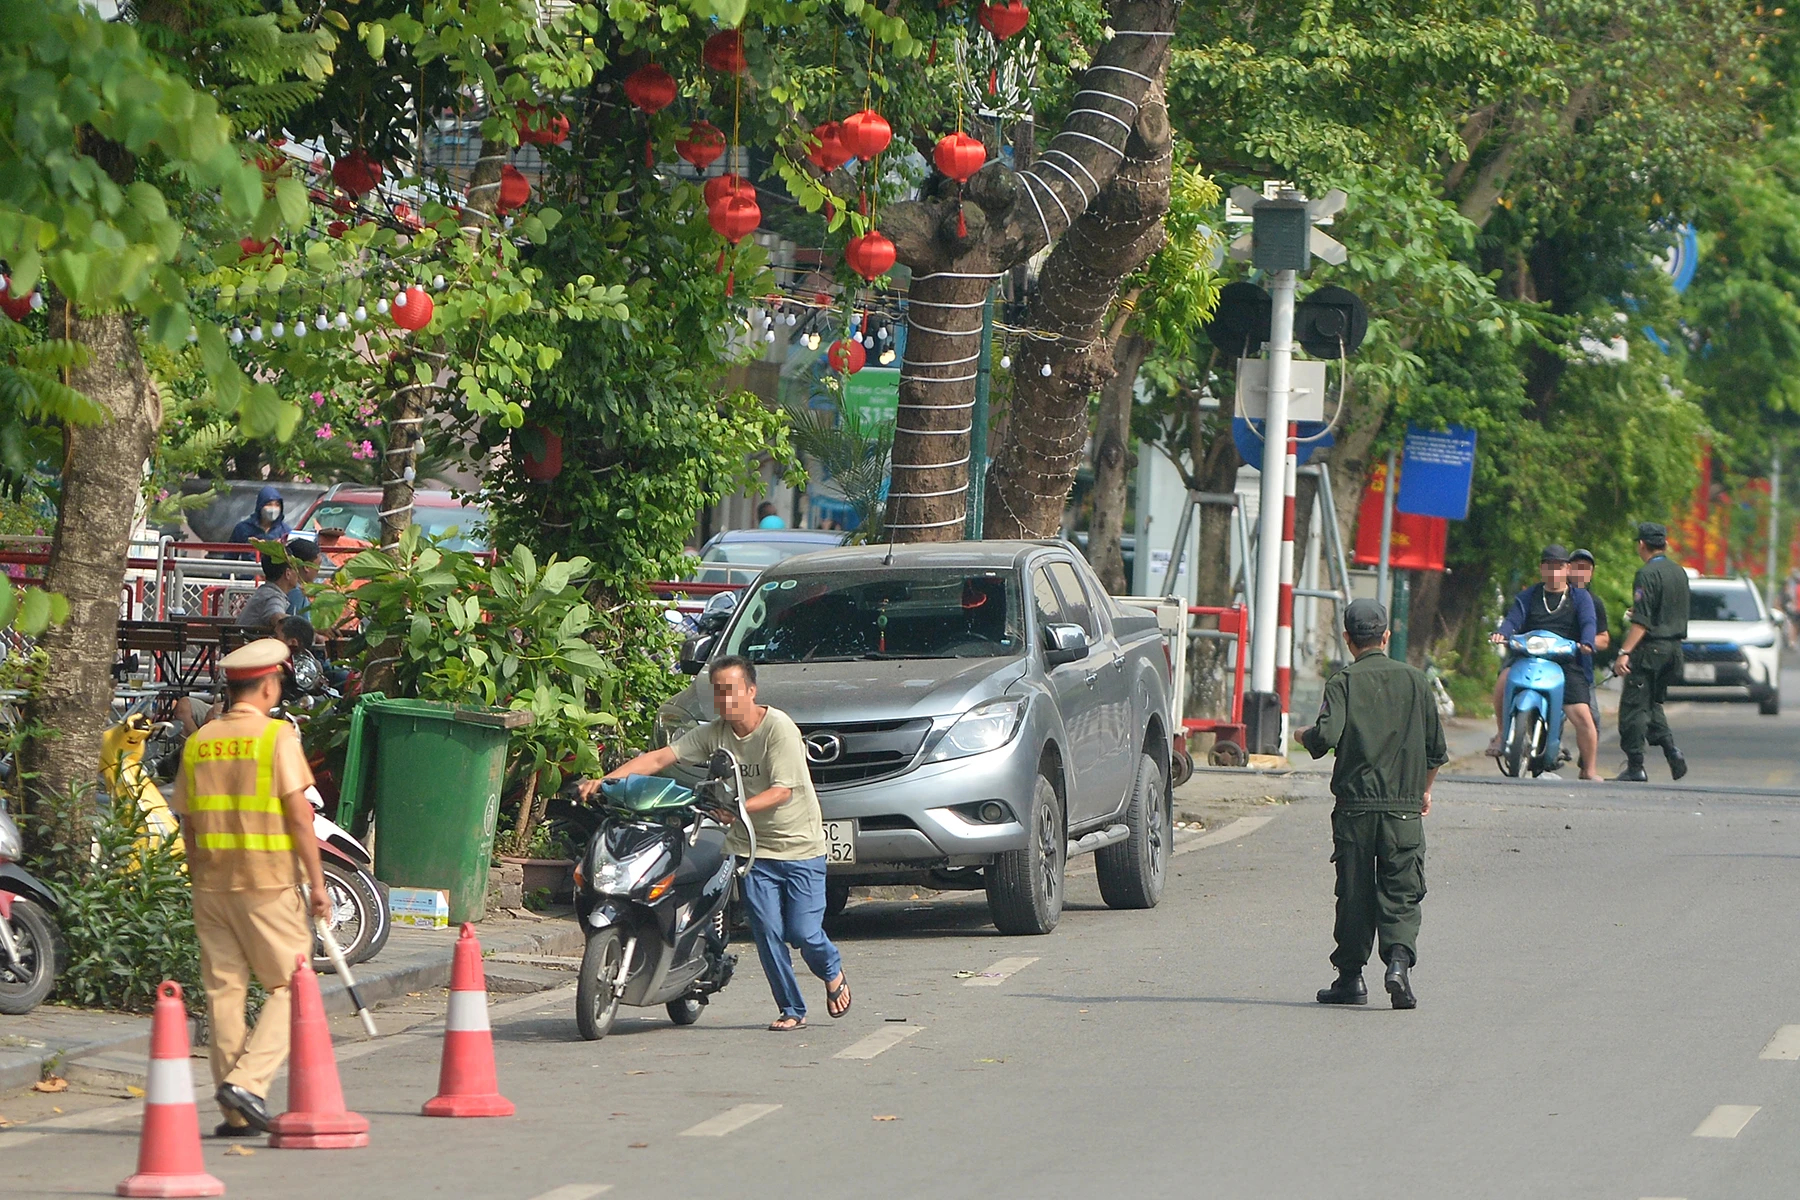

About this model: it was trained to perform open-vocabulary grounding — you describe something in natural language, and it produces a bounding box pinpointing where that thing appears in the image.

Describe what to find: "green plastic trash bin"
[347,696,532,925]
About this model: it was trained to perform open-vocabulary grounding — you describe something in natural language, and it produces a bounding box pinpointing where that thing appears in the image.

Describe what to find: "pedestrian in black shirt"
[1614,523,1691,781]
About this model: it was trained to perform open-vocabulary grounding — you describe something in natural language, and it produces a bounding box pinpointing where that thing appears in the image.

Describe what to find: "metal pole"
[1251,268,1297,695]
[1159,492,1198,598]
[1768,445,1782,608]
[1376,448,1397,610]
[965,288,995,539]
[1276,422,1298,716]
[1315,463,1352,605]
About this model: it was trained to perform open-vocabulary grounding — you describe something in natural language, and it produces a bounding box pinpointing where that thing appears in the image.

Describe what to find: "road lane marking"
[680,1103,782,1137]
[1759,1026,1800,1059]
[835,1025,923,1060]
[1692,1105,1760,1138]
[964,956,1039,987]
[1172,815,1274,857]
[525,1188,612,1200]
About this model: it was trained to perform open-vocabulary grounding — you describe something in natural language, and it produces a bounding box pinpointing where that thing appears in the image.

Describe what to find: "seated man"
[1486,544,1599,779]
[238,553,299,634]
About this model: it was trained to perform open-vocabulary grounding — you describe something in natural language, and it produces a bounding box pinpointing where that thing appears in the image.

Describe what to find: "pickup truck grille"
[797,718,933,788]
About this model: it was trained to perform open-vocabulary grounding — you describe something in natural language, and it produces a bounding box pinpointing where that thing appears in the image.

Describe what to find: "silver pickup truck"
[659,541,1175,935]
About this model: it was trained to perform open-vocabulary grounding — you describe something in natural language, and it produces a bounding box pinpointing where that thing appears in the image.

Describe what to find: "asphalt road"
[8,669,1798,1199]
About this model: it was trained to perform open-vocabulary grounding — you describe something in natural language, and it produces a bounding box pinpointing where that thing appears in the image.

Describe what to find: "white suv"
[1677,576,1782,715]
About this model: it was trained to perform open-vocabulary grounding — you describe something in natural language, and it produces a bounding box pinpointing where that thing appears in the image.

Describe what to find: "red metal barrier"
[1181,603,1249,764]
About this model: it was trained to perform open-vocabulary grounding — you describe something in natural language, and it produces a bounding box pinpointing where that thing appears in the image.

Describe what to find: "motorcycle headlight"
[588,841,664,894]
[0,811,19,863]
[926,698,1027,764]
[1524,635,1553,656]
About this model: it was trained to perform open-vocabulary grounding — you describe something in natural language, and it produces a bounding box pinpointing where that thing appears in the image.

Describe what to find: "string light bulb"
[432,274,445,290]
[394,290,408,308]
[272,320,286,337]
[1000,354,1011,369]
[335,310,350,330]
[250,325,264,342]
[229,327,244,345]
[376,298,390,315]
[1039,362,1052,376]
[315,311,329,330]
[354,305,367,322]
[294,320,307,339]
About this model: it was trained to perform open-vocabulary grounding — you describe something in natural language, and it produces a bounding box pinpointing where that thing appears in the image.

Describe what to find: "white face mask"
[260,504,281,522]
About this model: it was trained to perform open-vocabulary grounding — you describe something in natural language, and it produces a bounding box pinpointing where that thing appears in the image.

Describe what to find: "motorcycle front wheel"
[576,928,625,1041]
[312,860,391,971]
[0,897,61,1014]
[1505,709,1541,780]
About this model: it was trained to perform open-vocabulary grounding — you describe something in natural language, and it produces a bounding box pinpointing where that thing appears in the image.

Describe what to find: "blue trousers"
[739,856,841,1019]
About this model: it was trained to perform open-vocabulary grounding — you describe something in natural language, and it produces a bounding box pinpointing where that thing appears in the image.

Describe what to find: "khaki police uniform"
[169,641,315,1120]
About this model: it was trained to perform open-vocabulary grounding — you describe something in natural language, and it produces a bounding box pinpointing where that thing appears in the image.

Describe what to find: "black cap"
[1343,598,1388,643]
[1569,548,1595,565]
[1636,521,1667,547]
[1540,544,1571,563]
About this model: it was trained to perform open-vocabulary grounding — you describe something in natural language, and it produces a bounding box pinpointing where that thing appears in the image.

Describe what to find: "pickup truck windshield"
[723,569,1024,662]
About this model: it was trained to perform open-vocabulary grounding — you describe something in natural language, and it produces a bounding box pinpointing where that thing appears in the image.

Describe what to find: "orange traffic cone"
[268,955,370,1148]
[422,924,514,1117]
[117,981,224,1198]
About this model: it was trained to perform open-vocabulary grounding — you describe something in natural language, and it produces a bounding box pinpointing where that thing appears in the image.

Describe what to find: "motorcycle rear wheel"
[577,929,625,1041]
[312,860,390,971]
[1505,710,1541,780]
[0,897,61,1014]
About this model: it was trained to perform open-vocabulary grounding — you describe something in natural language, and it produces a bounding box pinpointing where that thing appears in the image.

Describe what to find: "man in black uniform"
[1615,522,1691,782]
[1298,599,1447,1010]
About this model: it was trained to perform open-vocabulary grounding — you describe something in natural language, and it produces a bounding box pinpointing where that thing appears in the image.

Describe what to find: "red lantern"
[703,30,748,74]
[392,286,434,331]
[675,121,726,170]
[703,173,757,208]
[394,203,421,230]
[516,104,570,146]
[496,164,531,214]
[327,220,349,238]
[331,149,382,198]
[707,194,762,245]
[238,237,284,263]
[828,339,867,374]
[806,122,853,172]
[518,425,563,481]
[844,231,897,281]
[841,110,892,160]
[977,0,1031,39]
[0,282,34,323]
[934,132,987,182]
[623,63,676,114]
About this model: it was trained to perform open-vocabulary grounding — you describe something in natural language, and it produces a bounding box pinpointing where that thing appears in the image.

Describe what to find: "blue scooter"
[1498,632,1582,779]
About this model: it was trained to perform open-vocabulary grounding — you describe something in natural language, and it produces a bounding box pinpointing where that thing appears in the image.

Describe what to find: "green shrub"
[28,785,202,1013]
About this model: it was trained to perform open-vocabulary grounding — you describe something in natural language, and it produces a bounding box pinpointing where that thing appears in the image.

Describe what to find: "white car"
[1675,575,1782,715]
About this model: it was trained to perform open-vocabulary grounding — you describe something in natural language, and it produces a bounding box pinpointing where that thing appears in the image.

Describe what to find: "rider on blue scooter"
[1486,545,1600,779]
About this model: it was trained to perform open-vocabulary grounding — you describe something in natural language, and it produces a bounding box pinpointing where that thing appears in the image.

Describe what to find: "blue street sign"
[1232,418,1334,469]
[1396,423,1477,520]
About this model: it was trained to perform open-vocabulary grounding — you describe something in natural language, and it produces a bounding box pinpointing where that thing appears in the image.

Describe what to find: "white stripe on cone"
[447,990,490,1032]
[145,1056,194,1106]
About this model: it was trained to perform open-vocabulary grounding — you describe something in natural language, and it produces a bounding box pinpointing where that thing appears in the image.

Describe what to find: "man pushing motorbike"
[1486,545,1600,780]
[578,655,851,1031]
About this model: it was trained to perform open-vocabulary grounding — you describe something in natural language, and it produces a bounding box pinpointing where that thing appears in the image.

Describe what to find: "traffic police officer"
[1615,522,1691,782]
[1297,599,1447,1010]
[170,638,329,1136]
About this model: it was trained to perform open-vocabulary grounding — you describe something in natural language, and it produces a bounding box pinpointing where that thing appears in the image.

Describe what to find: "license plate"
[1683,662,1717,684]
[823,819,856,864]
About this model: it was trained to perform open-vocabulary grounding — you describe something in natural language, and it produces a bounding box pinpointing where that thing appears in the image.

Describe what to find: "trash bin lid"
[360,696,533,729]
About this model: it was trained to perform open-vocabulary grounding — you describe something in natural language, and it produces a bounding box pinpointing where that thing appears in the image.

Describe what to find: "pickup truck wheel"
[986,771,1064,935]
[1096,752,1169,910]
[825,883,851,920]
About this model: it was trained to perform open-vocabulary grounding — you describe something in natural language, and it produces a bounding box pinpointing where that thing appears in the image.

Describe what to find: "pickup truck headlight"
[926,698,1026,764]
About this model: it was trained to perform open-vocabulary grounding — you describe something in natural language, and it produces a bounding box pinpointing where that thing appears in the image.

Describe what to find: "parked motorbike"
[1497,631,1582,779]
[0,806,61,1014]
[571,749,750,1041]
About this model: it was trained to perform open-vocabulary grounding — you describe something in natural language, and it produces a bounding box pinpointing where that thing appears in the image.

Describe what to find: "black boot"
[1613,754,1648,783]
[1316,972,1368,1005]
[1385,948,1417,1010]
[215,1083,271,1133]
[1663,744,1688,781]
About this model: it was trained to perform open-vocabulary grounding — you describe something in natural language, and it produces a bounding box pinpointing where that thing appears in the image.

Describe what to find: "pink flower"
[312,391,326,407]
[315,424,334,439]
[352,440,375,460]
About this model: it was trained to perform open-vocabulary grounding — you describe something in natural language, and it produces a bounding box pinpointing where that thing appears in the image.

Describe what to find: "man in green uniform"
[1614,522,1691,782]
[1297,599,1447,1010]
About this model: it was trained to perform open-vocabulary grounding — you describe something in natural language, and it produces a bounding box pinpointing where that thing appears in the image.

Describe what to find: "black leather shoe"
[1385,953,1417,1010]
[1664,745,1688,781]
[1613,757,1648,782]
[215,1083,271,1133]
[1316,973,1367,1005]
[214,1121,260,1139]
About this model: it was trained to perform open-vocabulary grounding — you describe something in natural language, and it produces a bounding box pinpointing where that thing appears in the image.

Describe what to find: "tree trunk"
[984,82,1173,540]
[22,309,161,811]
[880,0,1179,541]
[1088,332,1150,593]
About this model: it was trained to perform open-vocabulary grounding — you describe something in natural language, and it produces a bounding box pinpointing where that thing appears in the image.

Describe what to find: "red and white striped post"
[1275,422,1299,719]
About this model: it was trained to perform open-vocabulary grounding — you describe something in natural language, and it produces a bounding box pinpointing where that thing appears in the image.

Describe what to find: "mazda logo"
[804,732,844,764]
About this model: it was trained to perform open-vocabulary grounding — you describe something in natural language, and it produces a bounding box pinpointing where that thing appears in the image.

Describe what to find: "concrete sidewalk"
[0,909,580,1093]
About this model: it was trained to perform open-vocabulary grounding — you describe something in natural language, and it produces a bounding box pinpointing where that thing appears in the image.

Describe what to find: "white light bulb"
[250,326,264,342]
[999,354,1011,369]
[273,321,285,337]
[28,292,42,311]
[186,327,198,343]
[765,330,776,343]
[785,313,797,326]
[229,327,244,345]
[1039,362,1052,376]
[354,305,367,322]
[880,349,895,364]
[376,298,390,315]
[402,466,416,483]
[294,321,306,339]
[315,312,329,330]
[394,291,408,308]
[432,274,445,290]
[335,310,350,330]
[878,327,890,341]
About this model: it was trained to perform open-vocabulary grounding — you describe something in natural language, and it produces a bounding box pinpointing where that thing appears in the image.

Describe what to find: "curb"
[0,1023,156,1094]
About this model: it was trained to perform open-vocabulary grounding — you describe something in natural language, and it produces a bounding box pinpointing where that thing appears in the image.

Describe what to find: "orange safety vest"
[180,718,299,890]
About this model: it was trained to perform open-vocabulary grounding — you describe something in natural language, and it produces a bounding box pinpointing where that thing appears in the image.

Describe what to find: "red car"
[294,484,490,554]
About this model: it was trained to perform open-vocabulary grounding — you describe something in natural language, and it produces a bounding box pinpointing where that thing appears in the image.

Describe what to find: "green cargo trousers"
[1330,808,1426,974]
[1618,637,1682,755]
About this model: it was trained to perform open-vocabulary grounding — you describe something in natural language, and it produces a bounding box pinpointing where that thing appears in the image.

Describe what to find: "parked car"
[294,485,489,554]
[1677,575,1782,715]
[687,528,847,586]
[661,541,1176,935]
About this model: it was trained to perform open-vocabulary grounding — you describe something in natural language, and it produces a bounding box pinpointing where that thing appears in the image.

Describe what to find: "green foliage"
[26,786,201,1014]
[781,392,892,540]
[312,529,619,793]
[1126,158,1223,361]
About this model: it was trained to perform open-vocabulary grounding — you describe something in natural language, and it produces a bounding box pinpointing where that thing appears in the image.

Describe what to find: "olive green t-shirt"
[671,707,825,860]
